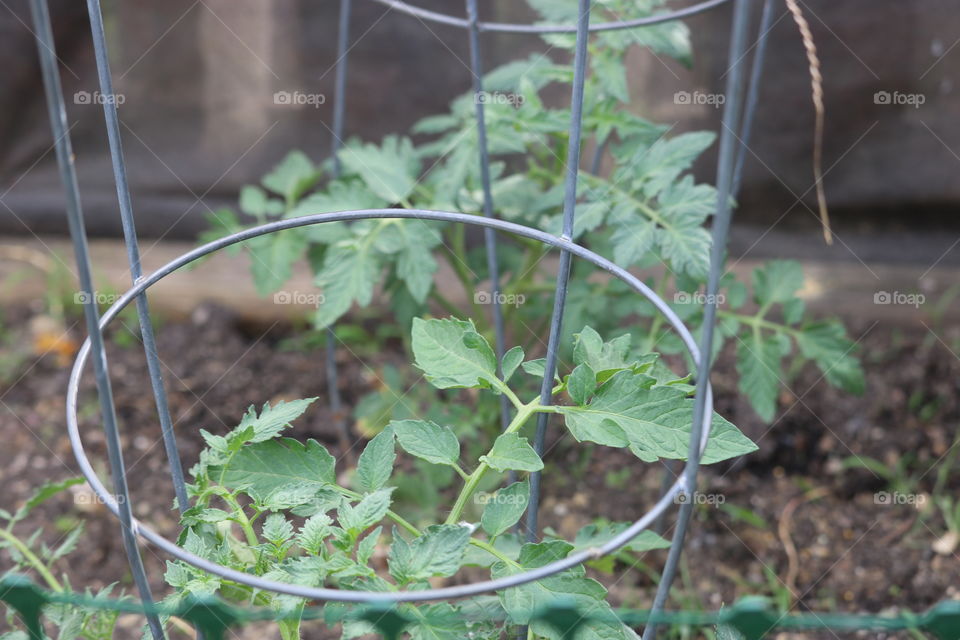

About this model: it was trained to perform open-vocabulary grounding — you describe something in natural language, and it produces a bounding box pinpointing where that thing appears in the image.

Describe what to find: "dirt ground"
[1,300,958,639]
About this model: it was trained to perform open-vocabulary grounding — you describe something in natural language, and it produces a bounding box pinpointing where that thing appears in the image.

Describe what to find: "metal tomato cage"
[27,0,773,637]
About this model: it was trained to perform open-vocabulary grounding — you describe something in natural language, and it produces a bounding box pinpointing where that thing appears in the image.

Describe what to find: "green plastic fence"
[3,574,960,640]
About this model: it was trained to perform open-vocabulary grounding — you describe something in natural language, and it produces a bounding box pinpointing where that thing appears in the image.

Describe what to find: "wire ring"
[369,0,730,33]
[67,208,714,603]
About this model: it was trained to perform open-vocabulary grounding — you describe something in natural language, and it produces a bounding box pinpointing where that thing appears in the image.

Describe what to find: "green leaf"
[480,433,543,472]
[558,371,757,464]
[393,419,461,467]
[568,523,670,554]
[611,216,657,267]
[491,540,607,627]
[388,525,471,584]
[239,185,283,218]
[287,179,387,218]
[481,481,530,538]
[314,241,381,329]
[567,364,596,406]
[262,150,320,203]
[658,224,712,280]
[339,135,420,204]
[735,333,788,422]
[338,489,394,534]
[796,320,866,394]
[356,428,396,493]
[231,398,317,446]
[220,438,336,499]
[572,327,635,383]
[247,230,308,296]
[262,513,294,545]
[752,260,804,306]
[407,603,469,640]
[411,317,499,390]
[501,346,525,383]
[14,477,83,522]
[357,526,382,565]
[297,513,333,555]
[633,131,715,198]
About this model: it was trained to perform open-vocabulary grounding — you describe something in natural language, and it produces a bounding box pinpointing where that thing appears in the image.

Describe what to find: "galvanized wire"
[526,0,592,542]
[26,1,165,637]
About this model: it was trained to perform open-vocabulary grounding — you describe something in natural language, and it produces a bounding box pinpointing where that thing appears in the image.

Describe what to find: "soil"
[1,301,959,639]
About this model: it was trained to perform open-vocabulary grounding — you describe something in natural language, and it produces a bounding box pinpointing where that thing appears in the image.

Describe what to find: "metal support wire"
[642,0,752,636]
[465,0,511,437]
[525,0,592,542]
[84,0,189,516]
[325,0,354,453]
[732,0,775,198]
[26,1,165,638]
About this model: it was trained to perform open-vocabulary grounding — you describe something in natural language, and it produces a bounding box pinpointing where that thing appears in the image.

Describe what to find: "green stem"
[469,539,521,569]
[0,527,63,592]
[445,400,540,525]
[718,310,801,338]
[453,463,471,481]
[223,494,259,547]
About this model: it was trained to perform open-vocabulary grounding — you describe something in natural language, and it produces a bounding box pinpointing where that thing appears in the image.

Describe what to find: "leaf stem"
[718,310,801,337]
[0,527,63,592]
[223,494,260,547]
[469,539,521,569]
[445,399,540,525]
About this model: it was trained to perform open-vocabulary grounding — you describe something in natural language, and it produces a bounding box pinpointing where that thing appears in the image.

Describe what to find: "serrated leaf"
[572,327,634,383]
[481,481,530,538]
[388,524,471,584]
[356,428,396,493]
[357,526,382,565]
[239,185,283,218]
[611,216,657,267]
[558,371,756,464]
[232,398,317,446]
[407,603,469,640]
[314,241,381,329]
[501,346,525,383]
[658,224,711,279]
[752,260,804,306]
[287,179,387,218]
[262,513,294,545]
[568,523,670,554]
[393,419,460,467]
[262,150,320,203]
[219,438,336,499]
[339,489,393,535]
[796,321,866,394]
[339,135,420,204]
[247,230,308,296]
[411,317,499,390]
[735,333,786,422]
[298,513,334,555]
[14,477,83,522]
[480,433,543,472]
[633,132,715,198]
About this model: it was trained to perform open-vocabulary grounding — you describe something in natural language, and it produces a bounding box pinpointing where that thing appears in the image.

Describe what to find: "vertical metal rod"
[465,0,511,437]
[326,0,353,447]
[731,0,774,198]
[525,0,592,542]
[641,0,751,636]
[26,1,165,638]
[84,0,189,516]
